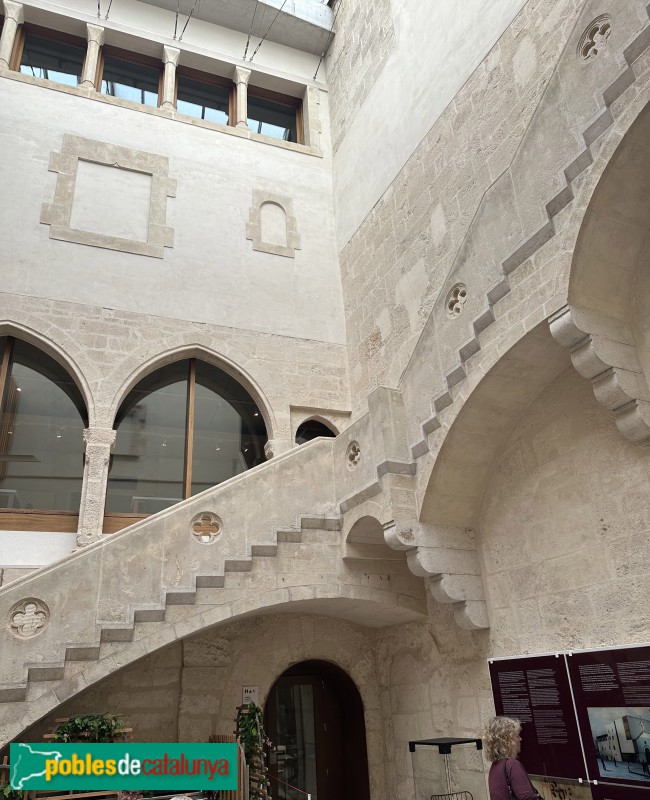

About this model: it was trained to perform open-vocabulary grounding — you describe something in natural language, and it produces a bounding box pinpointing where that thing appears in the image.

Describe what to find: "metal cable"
[243,0,260,60]
[104,0,114,19]
[173,0,181,39]
[178,0,200,41]
[96,0,101,19]
[249,0,289,62]
[313,0,343,80]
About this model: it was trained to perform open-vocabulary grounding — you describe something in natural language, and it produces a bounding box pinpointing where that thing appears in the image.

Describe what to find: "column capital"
[163,44,180,67]
[2,0,23,24]
[86,23,105,47]
[83,427,116,449]
[233,66,251,86]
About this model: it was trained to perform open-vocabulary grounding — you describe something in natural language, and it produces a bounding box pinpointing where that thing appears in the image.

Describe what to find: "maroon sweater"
[488,758,540,800]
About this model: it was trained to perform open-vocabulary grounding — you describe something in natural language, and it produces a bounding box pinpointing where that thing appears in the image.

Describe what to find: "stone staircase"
[0,438,426,747]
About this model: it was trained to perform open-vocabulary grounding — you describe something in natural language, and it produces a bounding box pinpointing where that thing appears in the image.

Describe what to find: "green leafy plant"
[236,704,272,800]
[51,714,124,743]
[1,782,22,800]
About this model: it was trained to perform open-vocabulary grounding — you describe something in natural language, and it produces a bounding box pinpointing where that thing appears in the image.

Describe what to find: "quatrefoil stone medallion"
[191,512,222,544]
[9,598,50,639]
[578,15,612,61]
[446,283,468,318]
[346,441,361,470]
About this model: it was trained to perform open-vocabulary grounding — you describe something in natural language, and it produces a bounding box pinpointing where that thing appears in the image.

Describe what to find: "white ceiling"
[139,0,335,55]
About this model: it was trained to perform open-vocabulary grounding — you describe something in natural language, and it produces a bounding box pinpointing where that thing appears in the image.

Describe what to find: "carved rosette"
[345,441,361,469]
[446,283,468,318]
[577,15,612,61]
[9,598,50,639]
[191,512,222,544]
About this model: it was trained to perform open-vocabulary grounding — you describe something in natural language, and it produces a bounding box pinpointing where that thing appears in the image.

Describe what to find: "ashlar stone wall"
[480,366,650,653]
[334,0,586,414]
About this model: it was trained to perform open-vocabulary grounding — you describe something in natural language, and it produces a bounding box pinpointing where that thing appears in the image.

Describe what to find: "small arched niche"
[260,201,288,248]
[265,660,370,800]
[246,190,301,258]
[295,418,337,445]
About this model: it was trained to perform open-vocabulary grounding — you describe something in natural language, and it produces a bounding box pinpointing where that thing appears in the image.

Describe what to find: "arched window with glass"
[104,359,268,532]
[0,336,87,531]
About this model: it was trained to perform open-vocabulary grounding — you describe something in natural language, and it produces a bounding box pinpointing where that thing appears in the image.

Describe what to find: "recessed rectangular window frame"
[10,23,88,83]
[247,84,304,145]
[96,44,163,108]
[175,64,234,126]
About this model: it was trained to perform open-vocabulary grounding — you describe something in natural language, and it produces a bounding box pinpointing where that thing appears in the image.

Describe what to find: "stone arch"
[107,343,277,439]
[300,415,340,435]
[346,515,384,544]
[0,585,426,747]
[264,658,371,800]
[404,324,570,630]
[295,416,338,445]
[0,320,95,426]
[551,98,650,444]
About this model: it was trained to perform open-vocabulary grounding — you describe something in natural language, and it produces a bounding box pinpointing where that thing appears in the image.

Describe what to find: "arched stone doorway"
[265,660,370,800]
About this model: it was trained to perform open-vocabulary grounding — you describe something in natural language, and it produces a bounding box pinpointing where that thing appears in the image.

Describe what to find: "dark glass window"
[295,420,336,445]
[19,33,85,86]
[247,94,298,142]
[177,75,229,125]
[101,55,159,107]
[105,359,267,516]
[0,338,87,514]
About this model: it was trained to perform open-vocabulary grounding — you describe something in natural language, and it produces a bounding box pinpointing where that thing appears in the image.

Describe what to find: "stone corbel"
[383,520,489,630]
[549,305,650,445]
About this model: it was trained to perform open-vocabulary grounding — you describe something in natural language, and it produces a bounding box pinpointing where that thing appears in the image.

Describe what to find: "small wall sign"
[242,685,259,706]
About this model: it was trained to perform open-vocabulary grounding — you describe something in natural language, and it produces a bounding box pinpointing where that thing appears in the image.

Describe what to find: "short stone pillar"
[77,427,116,547]
[0,1,24,69]
[161,45,180,109]
[233,65,251,129]
[79,23,105,89]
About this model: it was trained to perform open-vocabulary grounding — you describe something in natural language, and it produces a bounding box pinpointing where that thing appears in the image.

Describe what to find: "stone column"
[79,23,105,89]
[77,427,116,547]
[233,66,251,129]
[161,45,180,110]
[0,1,24,69]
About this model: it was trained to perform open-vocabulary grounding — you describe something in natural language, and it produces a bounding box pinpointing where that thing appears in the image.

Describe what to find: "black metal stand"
[408,737,482,800]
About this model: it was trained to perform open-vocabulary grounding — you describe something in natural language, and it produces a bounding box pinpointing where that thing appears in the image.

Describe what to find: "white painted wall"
[333,0,528,249]
[0,531,77,566]
[0,77,345,344]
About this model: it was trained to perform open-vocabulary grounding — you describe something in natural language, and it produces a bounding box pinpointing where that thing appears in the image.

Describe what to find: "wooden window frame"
[175,64,235,125]
[10,23,88,78]
[247,84,304,144]
[96,44,163,106]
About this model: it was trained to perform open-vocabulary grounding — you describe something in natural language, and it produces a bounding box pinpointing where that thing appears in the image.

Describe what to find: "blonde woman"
[483,717,542,800]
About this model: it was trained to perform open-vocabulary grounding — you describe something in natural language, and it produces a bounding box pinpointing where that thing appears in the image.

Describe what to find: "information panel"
[489,654,586,781]
[591,783,650,800]
[567,645,650,790]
